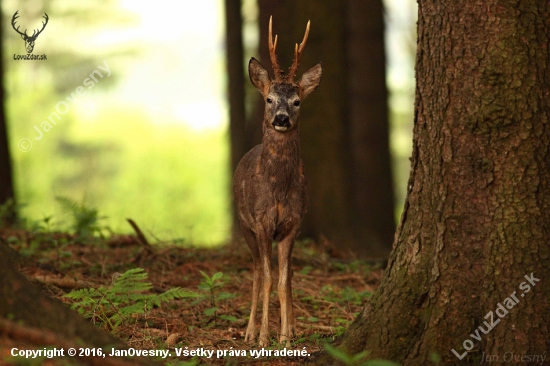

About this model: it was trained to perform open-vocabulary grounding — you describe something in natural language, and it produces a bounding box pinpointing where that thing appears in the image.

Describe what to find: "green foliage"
[0,198,17,225]
[194,271,236,322]
[55,196,108,237]
[197,271,236,307]
[64,268,198,330]
[13,213,76,270]
[323,343,401,366]
[324,343,368,365]
[11,102,231,246]
[302,284,372,308]
[293,332,325,347]
[7,2,231,246]
[429,352,441,365]
[332,260,373,276]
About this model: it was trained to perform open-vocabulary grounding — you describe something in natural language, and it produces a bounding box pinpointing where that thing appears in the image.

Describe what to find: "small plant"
[64,268,198,330]
[194,271,236,322]
[0,198,18,226]
[429,352,441,365]
[55,196,109,237]
[19,215,80,271]
[324,343,400,366]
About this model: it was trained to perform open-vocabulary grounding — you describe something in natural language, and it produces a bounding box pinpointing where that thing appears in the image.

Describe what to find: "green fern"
[323,343,401,366]
[55,196,107,237]
[64,268,198,330]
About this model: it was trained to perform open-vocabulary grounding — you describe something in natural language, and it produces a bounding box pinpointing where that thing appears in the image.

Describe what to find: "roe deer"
[233,17,322,347]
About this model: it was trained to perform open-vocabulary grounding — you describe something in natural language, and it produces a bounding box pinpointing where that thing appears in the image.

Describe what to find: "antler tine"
[287,20,310,82]
[11,10,26,36]
[268,16,283,82]
[12,10,19,25]
[35,13,49,36]
[298,20,310,54]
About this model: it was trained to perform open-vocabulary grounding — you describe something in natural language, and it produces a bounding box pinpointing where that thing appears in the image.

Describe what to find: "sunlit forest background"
[4,0,416,246]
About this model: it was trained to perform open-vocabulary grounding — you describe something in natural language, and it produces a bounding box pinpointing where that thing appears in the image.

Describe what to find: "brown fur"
[233,56,321,346]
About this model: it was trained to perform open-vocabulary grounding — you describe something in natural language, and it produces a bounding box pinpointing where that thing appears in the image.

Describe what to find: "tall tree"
[253,0,395,257]
[0,14,16,225]
[347,0,395,255]
[225,0,248,237]
[317,1,550,364]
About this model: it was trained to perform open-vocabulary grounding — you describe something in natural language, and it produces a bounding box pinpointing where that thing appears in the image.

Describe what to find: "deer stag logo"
[11,10,49,54]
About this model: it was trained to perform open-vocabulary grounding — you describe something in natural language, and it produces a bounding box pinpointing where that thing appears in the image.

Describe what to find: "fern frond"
[64,268,198,330]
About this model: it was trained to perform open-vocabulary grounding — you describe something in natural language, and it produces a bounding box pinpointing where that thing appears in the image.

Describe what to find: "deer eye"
[293,100,300,106]
[266,98,273,104]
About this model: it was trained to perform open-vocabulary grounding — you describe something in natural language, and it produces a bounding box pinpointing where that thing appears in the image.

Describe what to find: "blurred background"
[1,0,417,257]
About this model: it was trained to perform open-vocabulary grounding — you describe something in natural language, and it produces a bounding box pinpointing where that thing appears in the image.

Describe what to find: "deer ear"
[249,58,271,95]
[299,63,322,99]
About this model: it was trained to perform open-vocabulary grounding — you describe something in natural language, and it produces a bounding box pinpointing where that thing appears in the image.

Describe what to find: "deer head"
[249,17,322,133]
[12,11,49,54]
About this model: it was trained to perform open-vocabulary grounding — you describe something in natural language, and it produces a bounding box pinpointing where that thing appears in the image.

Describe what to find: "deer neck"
[260,126,301,185]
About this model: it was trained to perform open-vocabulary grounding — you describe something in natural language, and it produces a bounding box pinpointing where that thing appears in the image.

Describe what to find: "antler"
[268,17,311,83]
[286,20,310,82]
[268,16,284,82]
[30,13,49,40]
[11,11,48,40]
[11,11,27,37]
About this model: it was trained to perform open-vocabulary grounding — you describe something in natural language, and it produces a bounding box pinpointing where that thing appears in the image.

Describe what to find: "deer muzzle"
[273,114,291,131]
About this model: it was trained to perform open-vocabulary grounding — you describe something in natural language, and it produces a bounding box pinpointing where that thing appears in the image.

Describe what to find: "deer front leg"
[278,229,297,345]
[258,235,273,347]
[245,258,261,342]
[241,226,261,342]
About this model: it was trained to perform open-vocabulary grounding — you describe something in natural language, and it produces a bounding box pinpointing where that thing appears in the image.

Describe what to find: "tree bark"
[278,0,355,253]
[0,240,155,365]
[346,0,395,257]
[0,243,119,347]
[0,18,16,225]
[316,1,550,364]
[225,0,248,237]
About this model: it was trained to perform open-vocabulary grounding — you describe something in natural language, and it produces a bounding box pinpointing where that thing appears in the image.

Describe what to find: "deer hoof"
[244,327,256,343]
[258,334,270,348]
[279,334,292,346]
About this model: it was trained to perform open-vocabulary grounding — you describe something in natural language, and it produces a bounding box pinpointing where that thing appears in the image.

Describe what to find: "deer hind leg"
[278,228,297,344]
[241,226,260,342]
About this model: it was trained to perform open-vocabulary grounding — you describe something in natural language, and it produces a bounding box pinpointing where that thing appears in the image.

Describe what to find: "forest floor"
[0,224,383,365]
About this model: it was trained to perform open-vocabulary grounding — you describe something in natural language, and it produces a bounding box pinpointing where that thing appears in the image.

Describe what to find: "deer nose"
[273,114,290,128]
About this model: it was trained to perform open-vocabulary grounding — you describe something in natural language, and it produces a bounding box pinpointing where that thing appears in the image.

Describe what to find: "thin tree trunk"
[246,0,276,148]
[346,0,395,256]
[0,18,16,225]
[225,0,247,237]
[315,1,550,364]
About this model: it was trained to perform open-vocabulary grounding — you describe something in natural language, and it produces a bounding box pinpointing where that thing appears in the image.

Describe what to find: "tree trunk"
[0,241,116,346]
[255,0,395,257]
[0,240,157,365]
[316,1,550,364]
[0,19,16,225]
[278,0,355,253]
[0,244,116,346]
[346,0,395,257]
[225,0,247,237]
